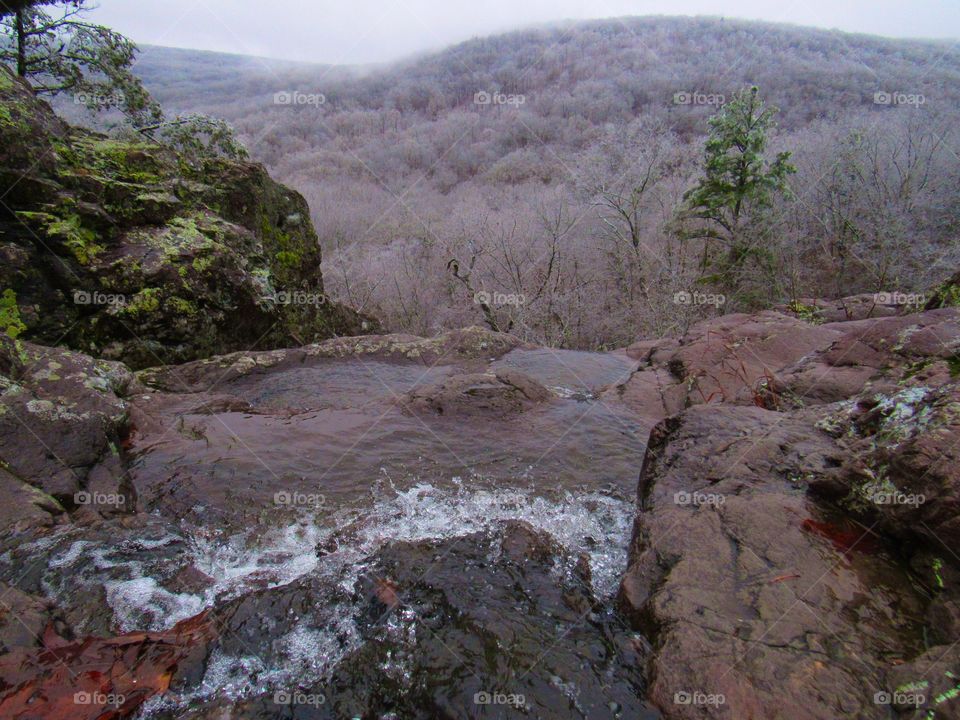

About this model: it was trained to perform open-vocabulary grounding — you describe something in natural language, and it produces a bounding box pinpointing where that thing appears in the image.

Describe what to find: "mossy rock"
[925,271,960,311]
[0,67,377,369]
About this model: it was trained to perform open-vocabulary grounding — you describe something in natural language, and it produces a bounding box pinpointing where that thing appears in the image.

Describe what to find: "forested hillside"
[132,17,960,348]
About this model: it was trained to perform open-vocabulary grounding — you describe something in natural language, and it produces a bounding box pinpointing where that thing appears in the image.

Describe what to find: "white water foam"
[166,480,634,698]
[34,481,633,637]
[25,479,635,713]
[105,576,206,632]
[339,479,634,597]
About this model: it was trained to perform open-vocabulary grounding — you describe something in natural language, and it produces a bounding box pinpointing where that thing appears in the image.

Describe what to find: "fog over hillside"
[130,16,960,347]
[85,0,960,64]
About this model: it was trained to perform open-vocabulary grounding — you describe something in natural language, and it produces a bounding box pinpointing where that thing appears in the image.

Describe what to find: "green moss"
[144,216,215,263]
[934,677,960,706]
[122,288,162,317]
[50,215,102,265]
[275,250,302,268]
[933,557,945,589]
[0,93,33,135]
[949,355,960,378]
[787,300,824,324]
[168,216,204,241]
[168,296,198,316]
[259,212,308,276]
[17,208,103,266]
[902,358,934,381]
[0,289,26,340]
[895,680,930,694]
[192,255,214,273]
[63,136,165,185]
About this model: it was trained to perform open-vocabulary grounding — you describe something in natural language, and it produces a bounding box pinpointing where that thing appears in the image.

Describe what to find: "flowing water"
[0,347,663,719]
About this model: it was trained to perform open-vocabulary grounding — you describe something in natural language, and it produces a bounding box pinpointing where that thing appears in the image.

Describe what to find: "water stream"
[0,348,662,719]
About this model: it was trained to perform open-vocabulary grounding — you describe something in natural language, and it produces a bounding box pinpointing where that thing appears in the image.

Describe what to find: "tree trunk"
[15,10,27,77]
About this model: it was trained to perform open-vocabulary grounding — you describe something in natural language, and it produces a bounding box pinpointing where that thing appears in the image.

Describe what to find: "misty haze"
[0,2,958,719]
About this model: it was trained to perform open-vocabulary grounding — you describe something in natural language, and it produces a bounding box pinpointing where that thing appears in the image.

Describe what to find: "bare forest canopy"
[125,16,960,348]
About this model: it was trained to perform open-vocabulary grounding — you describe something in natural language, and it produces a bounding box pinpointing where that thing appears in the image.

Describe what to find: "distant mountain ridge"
[133,16,960,126]
[115,16,960,347]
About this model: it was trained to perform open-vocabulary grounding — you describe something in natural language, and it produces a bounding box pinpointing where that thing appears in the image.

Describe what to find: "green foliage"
[926,276,960,310]
[0,1,162,126]
[678,87,796,301]
[684,87,795,221]
[145,114,249,163]
[1,3,247,162]
[0,289,26,340]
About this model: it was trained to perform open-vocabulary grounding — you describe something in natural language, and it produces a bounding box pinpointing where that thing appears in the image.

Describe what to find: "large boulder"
[618,405,938,719]
[619,303,960,719]
[0,67,373,369]
[402,369,552,417]
[0,335,134,512]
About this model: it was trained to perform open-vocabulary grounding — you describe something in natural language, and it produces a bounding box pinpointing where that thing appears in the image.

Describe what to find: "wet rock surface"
[619,406,928,718]
[0,301,959,719]
[151,523,658,720]
[0,325,657,718]
[0,611,216,720]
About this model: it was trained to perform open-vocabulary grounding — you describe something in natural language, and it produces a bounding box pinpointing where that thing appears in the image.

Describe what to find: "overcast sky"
[86,0,960,65]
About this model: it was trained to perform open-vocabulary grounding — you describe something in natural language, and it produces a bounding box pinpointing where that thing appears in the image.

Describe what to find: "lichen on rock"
[0,66,375,369]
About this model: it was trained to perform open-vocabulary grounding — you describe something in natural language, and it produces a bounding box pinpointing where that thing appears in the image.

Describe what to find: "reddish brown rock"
[665,311,844,407]
[0,611,215,720]
[402,368,552,417]
[0,584,50,654]
[618,404,934,720]
[0,336,133,509]
[616,311,847,413]
[775,308,960,404]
